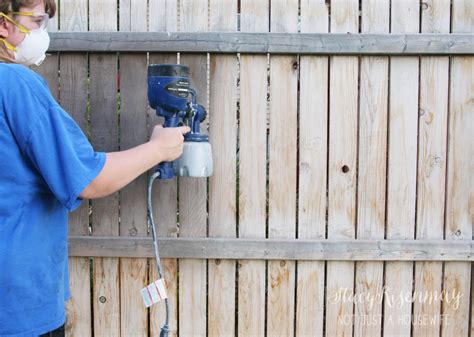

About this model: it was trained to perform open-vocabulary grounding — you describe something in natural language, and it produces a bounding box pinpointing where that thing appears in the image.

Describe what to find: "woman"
[0,1,189,336]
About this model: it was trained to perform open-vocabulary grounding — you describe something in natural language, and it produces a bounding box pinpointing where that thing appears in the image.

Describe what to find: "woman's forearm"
[80,141,163,199]
[79,125,189,200]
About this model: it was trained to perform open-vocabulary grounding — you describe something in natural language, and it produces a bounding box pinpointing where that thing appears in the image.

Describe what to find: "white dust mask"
[14,27,50,66]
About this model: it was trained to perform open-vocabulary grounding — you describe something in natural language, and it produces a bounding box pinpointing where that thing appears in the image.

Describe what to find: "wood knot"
[300,162,311,172]
[129,227,138,236]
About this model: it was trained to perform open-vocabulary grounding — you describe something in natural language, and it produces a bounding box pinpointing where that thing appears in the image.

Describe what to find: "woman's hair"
[0,0,56,17]
[0,0,56,62]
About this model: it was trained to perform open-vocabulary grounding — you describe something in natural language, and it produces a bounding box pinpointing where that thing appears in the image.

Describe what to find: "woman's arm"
[80,125,190,199]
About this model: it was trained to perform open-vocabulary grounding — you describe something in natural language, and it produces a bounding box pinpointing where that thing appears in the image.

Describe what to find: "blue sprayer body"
[147,64,208,179]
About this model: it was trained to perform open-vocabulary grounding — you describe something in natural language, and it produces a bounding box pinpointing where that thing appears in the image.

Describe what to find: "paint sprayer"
[145,64,213,337]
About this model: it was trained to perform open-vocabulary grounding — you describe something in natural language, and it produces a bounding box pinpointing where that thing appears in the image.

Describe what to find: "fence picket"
[267,1,298,336]
[208,1,238,336]
[296,1,328,336]
[413,1,451,336]
[178,1,209,336]
[59,1,90,336]
[441,1,473,336]
[354,1,389,336]
[238,1,269,335]
[326,1,359,336]
[88,1,120,336]
[384,1,419,336]
[147,2,179,336]
[118,2,149,335]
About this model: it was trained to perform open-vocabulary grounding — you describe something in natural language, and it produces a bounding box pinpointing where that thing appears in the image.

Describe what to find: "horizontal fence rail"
[69,236,474,261]
[48,32,474,55]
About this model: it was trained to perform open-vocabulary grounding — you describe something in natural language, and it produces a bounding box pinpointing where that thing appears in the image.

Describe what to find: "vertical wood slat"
[208,1,237,336]
[413,1,450,336]
[149,52,180,337]
[177,58,208,336]
[149,0,178,32]
[325,1,359,336]
[62,54,91,336]
[442,1,473,336]
[88,1,120,336]
[179,1,208,336]
[147,2,179,336]
[119,0,147,32]
[118,1,149,336]
[268,2,298,336]
[119,55,148,337]
[59,0,87,33]
[384,1,419,336]
[354,1,389,337]
[238,1,269,336]
[59,1,90,336]
[296,1,328,337]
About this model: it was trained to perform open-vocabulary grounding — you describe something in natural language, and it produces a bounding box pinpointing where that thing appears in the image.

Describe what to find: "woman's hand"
[150,125,191,163]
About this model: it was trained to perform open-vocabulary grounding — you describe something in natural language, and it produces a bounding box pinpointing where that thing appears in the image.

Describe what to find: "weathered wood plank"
[441,1,473,336]
[118,3,149,333]
[89,64,120,337]
[208,1,238,336]
[120,46,148,337]
[354,1,389,336]
[267,1,298,336]
[61,54,91,337]
[149,0,177,32]
[326,1,359,336]
[383,1,419,336]
[237,1,268,336]
[149,50,180,337]
[88,1,120,336]
[68,237,474,261]
[58,1,90,336]
[119,0,147,32]
[296,1,328,337]
[59,0,87,32]
[413,1,450,336]
[178,2,208,336]
[148,3,179,336]
[48,32,474,55]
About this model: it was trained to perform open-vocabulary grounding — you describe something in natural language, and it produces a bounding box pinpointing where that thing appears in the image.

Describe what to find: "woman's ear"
[0,17,9,38]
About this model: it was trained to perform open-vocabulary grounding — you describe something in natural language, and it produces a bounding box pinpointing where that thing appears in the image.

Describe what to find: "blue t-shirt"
[0,63,106,336]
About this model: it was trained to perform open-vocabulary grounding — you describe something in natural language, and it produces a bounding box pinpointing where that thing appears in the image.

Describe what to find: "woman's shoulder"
[0,63,45,86]
[0,63,52,106]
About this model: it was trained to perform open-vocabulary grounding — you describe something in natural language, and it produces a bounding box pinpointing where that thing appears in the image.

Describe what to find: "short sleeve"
[25,105,106,211]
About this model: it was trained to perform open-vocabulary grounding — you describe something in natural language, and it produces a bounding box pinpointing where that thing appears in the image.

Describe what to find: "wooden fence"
[35,0,473,336]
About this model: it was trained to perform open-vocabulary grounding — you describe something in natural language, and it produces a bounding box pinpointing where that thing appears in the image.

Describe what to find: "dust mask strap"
[0,37,17,51]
